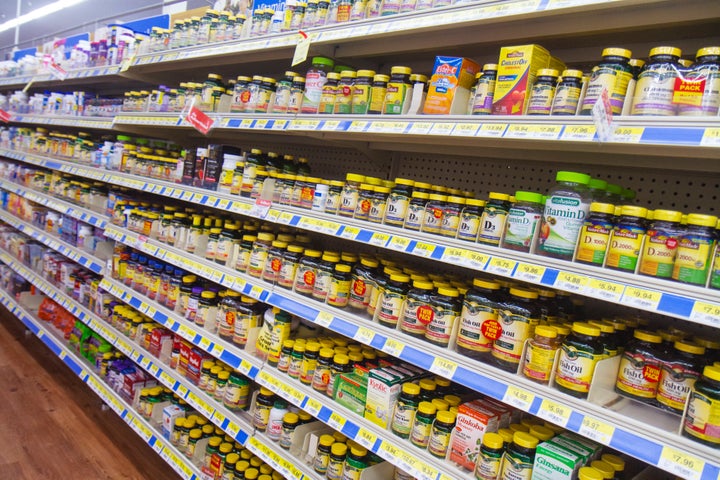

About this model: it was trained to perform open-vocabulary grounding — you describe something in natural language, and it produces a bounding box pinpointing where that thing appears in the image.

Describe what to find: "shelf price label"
[354,326,375,344]
[305,397,323,416]
[658,446,704,480]
[387,236,411,252]
[579,416,614,444]
[486,257,516,276]
[430,357,458,378]
[315,311,334,327]
[503,386,535,411]
[611,126,644,143]
[383,338,405,357]
[451,123,480,136]
[478,123,507,137]
[537,399,571,427]
[369,232,390,247]
[347,121,369,132]
[700,127,720,147]
[340,226,361,240]
[412,242,436,258]
[690,301,720,326]
[461,250,490,270]
[408,122,433,135]
[514,263,546,283]
[441,247,466,264]
[621,286,662,311]
[554,271,588,293]
[328,412,346,430]
[560,125,596,142]
[356,428,378,449]
[429,122,455,135]
[586,278,624,302]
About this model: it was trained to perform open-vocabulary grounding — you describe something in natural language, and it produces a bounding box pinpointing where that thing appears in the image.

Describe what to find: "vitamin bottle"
[457,278,502,359]
[478,192,511,246]
[588,320,619,358]
[294,249,322,296]
[318,72,340,114]
[326,354,351,399]
[253,388,275,431]
[425,287,462,348]
[555,322,604,399]
[551,69,584,115]
[311,347,335,393]
[354,183,375,221]
[672,213,718,285]
[492,288,540,373]
[631,46,683,116]
[334,70,357,114]
[471,64,497,115]
[580,48,633,115]
[271,70,299,114]
[288,76,306,114]
[527,68,559,115]
[341,445,368,480]
[267,399,289,441]
[384,66,412,114]
[369,186,390,224]
[422,193,447,235]
[502,191,544,252]
[440,196,465,238]
[428,410,456,459]
[457,198,485,242]
[683,365,720,448]
[339,173,365,217]
[537,171,592,260]
[474,432,504,480]
[300,342,321,386]
[606,205,648,272]
[575,202,616,266]
[679,46,720,116]
[351,70,376,114]
[378,273,410,329]
[326,443,347,480]
[639,209,683,278]
[383,178,414,227]
[615,330,663,404]
[523,325,560,384]
[410,401,437,449]
[404,191,429,231]
[400,280,434,338]
[499,432,539,480]
[302,56,335,114]
[368,74,389,114]
[312,252,340,302]
[657,340,706,414]
[391,382,421,439]
[348,257,379,311]
[313,434,335,474]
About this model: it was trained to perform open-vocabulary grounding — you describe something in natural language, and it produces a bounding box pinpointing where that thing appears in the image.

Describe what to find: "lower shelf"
[0,289,200,480]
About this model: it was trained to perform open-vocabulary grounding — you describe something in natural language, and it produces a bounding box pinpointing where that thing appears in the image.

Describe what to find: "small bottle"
[404,191,429,231]
[683,365,720,448]
[314,434,335,474]
[267,399,289,441]
[368,74,389,114]
[288,76,306,114]
[326,443,348,480]
[428,410,456,459]
[253,388,275,431]
[425,287,462,348]
[615,329,664,404]
[631,46,683,116]
[334,70,357,114]
[492,288,540,373]
[575,202,616,266]
[351,70,376,114]
[606,205,648,272]
[477,192,511,246]
[551,69,584,115]
[400,280,435,339]
[384,66,412,114]
[499,432,539,480]
[474,432,505,480]
[391,382,421,439]
[527,68,559,115]
[410,401,436,449]
[502,191,544,252]
[456,278,502,360]
[326,354,351,399]
[581,48,633,115]
[522,325,560,384]
[471,64,497,115]
[657,340,705,414]
[341,445,368,480]
[287,343,306,380]
[384,178,414,227]
[555,322,604,399]
[672,213,718,285]
[639,209,683,278]
[679,46,720,116]
[377,273,410,329]
[300,342,321,385]
[311,347,336,393]
[588,320,619,358]
[328,264,352,308]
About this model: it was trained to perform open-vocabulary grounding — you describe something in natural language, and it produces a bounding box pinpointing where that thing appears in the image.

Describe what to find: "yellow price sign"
[370,232,390,247]
[621,286,662,311]
[305,397,323,415]
[198,337,211,351]
[329,412,346,430]
[537,399,571,426]
[356,428,377,448]
[487,256,517,276]
[340,226,361,240]
[560,124,596,141]
[658,446,704,480]
[461,250,490,270]
[160,371,175,387]
[514,263,546,283]
[579,416,615,444]
[379,441,400,460]
[554,271,588,293]
[354,326,375,345]
[383,338,405,358]
[413,242,436,258]
[212,410,226,425]
[408,122,433,135]
[690,301,720,326]
[429,123,455,135]
[700,127,720,147]
[430,357,458,378]
[388,236,411,252]
[587,278,625,302]
[315,311,334,328]
[451,123,480,136]
[503,385,535,410]
[441,247,466,264]
[611,126,644,143]
[347,121,369,133]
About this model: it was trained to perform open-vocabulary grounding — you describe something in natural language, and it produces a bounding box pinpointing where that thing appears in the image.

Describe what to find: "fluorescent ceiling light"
[0,0,88,34]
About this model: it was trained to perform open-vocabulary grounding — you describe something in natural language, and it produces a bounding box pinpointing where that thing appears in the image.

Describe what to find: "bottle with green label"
[474,432,505,480]
[673,213,718,285]
[499,432,539,480]
[537,171,592,260]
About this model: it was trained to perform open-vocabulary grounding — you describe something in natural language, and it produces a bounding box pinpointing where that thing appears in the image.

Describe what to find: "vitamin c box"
[423,56,481,115]
[493,44,552,115]
[448,400,500,471]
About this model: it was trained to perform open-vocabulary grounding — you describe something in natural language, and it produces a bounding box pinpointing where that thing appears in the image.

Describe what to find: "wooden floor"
[0,305,179,480]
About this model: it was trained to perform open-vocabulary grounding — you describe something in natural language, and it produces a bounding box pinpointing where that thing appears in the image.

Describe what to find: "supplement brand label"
[555,345,600,394]
[492,312,535,362]
[673,77,706,106]
[632,67,679,116]
[684,391,720,446]
[576,221,612,264]
[504,208,541,249]
[478,206,508,245]
[606,227,644,271]
[639,229,678,277]
[657,363,700,411]
[457,301,497,352]
[425,306,459,346]
[582,67,632,114]
[673,234,713,285]
[616,351,661,398]
[538,195,589,258]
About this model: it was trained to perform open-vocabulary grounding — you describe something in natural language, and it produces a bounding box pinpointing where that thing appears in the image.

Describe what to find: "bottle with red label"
[456,278,502,360]
[400,280,434,339]
[615,330,664,404]
[302,56,335,114]
[348,257,379,311]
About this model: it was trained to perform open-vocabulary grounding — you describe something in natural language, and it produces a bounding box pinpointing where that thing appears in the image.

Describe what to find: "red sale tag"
[49,62,68,81]
[185,106,215,135]
[0,109,12,123]
[673,77,705,106]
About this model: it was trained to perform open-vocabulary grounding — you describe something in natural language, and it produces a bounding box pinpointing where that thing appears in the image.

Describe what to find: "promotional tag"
[592,87,613,142]
[292,31,311,66]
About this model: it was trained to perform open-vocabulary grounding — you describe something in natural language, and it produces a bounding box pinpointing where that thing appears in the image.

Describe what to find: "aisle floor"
[0,306,180,480]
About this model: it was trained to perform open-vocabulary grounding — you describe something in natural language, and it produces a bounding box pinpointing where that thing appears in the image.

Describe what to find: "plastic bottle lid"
[402,382,421,395]
[497,428,514,444]
[588,178,608,190]
[201,291,217,299]
[578,466,604,480]
[537,68,560,77]
[319,434,335,447]
[488,192,510,201]
[394,177,415,186]
[697,46,720,57]
[447,195,466,204]
[412,280,434,290]
[620,205,648,218]
[431,398,449,411]
[600,453,625,472]
[436,410,457,423]
[219,442,233,453]
[509,423,529,433]
[444,394,461,407]
[428,193,447,202]
[331,443,348,456]
[556,171,591,185]
[390,66,412,75]
[340,70,357,78]
[418,401,437,415]
[601,48,632,59]
[334,354,349,365]
[346,173,366,183]
[359,183,375,191]
[591,460,616,479]
[687,213,718,227]
[572,322,601,337]
[311,56,335,67]
[633,329,663,343]
[649,46,682,58]
[589,202,615,215]
[350,445,367,457]
[334,264,351,273]
[673,340,705,355]
[514,191,544,204]
[472,278,500,290]
[419,378,436,391]
[481,432,504,450]
[483,63,498,71]
[649,209,682,223]
[410,74,428,83]
[529,425,554,441]
[510,288,539,300]
[390,273,411,283]
[694,337,720,349]
[561,69,584,79]
[512,431,539,449]
[535,325,558,338]
[356,69,376,77]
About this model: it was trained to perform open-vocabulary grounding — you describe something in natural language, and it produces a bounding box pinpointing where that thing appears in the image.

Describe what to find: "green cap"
[514,191,544,204]
[311,56,335,68]
[621,188,636,200]
[588,178,607,191]
[606,183,622,195]
[556,171,590,185]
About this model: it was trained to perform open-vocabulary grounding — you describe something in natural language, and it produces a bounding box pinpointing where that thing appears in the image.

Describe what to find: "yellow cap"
[591,460,616,479]
[436,410,457,424]
[509,423,529,433]
[687,213,718,227]
[620,205,647,218]
[512,431,539,449]
[402,383,421,396]
[419,378,436,391]
[357,69,376,77]
[466,198,486,207]
[673,340,705,355]
[472,278,501,290]
[444,395,461,407]
[418,401,437,416]
[572,322,601,337]
[601,48,632,59]
[529,425,554,441]
[390,274,411,283]
[428,193,447,202]
[537,68,559,77]
[411,191,430,200]
[697,46,720,58]
[432,398,449,411]
[561,69,584,79]
[331,442,348,456]
[578,467,604,480]
[482,432,504,450]
[535,325,558,338]
[318,434,335,447]
[589,202,615,214]
[488,192,510,201]
[437,287,460,297]
[633,330,662,343]
[497,428,514,444]
[649,46,682,58]
[601,453,625,472]
[346,173,366,183]
[394,177,415,186]
[510,288,539,300]
[390,66,412,75]
[652,209,683,223]
[335,264,352,273]
[694,337,720,350]
[588,320,615,334]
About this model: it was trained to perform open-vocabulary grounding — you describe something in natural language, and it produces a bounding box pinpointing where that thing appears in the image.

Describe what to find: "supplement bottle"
[313,434,335,474]
[537,171,592,260]
[302,56,335,114]
[288,76,306,114]
[425,287,462,348]
[492,288,540,373]
[657,340,706,414]
[334,70,357,114]
[478,192,511,246]
[277,339,295,374]
[326,354,351,399]
[384,66,412,114]
[253,388,275,431]
[348,257,379,311]
[457,198,485,242]
[502,191,544,252]
[278,244,303,289]
[354,183,375,221]
[588,320,619,358]
[606,205,648,272]
[575,202,616,265]
[474,431,504,480]
[457,278,502,359]
[471,64,497,115]
[679,46,720,116]
[615,330,663,404]
[555,322,604,398]
[428,410,456,459]
[234,234,257,273]
[341,445,368,480]
[326,443,347,480]
[311,347,335,393]
[369,186,390,223]
[631,46,683,116]
[422,193,447,235]
[318,72,340,114]
[339,173,366,218]
[294,249,322,296]
[271,70,299,114]
[410,401,437,449]
[400,280,434,338]
[440,196,465,238]
[368,74,389,114]
[639,209,683,278]
[327,263,352,308]
[683,365,720,448]
[499,432,539,480]
[391,382,421,439]
[404,191,429,231]
[551,69,584,115]
[523,325,560,384]
[527,68,559,115]
[300,342,321,385]
[267,399,289,441]
[351,70,376,114]
[672,213,718,285]
[578,467,604,480]
[580,48,633,115]
[378,273,410,329]
[312,252,340,303]
[384,178,414,227]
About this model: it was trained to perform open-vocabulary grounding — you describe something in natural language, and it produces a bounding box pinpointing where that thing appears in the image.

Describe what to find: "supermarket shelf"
[0,177,109,228]
[0,208,106,274]
[0,249,318,480]
[0,65,122,89]
[0,287,200,480]
[103,224,720,480]
[9,114,115,130]
[4,148,720,326]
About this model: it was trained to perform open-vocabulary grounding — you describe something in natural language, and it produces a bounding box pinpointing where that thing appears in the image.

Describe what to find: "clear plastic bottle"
[302,56,335,114]
[631,46,683,116]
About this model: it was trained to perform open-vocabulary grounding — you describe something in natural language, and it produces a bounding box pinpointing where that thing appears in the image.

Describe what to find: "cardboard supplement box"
[493,44,552,115]
[423,56,481,115]
[448,400,500,471]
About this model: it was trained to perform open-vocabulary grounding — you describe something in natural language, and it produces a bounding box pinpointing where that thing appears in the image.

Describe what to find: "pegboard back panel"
[392,152,720,213]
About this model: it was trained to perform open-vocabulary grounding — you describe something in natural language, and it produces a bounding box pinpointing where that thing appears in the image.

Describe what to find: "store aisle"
[0,306,179,480]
